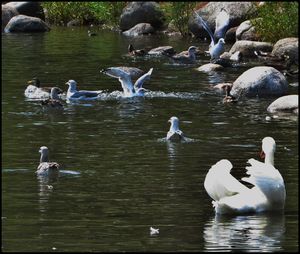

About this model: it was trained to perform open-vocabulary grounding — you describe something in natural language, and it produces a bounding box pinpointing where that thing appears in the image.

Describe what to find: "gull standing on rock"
[66,80,103,101]
[100,67,153,97]
[36,146,60,176]
[194,9,229,60]
[166,116,185,141]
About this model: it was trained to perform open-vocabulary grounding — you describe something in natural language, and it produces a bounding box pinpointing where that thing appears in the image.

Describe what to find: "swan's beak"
[259,150,265,159]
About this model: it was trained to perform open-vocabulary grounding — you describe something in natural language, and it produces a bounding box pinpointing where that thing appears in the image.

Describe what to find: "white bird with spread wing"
[204,137,286,214]
[100,67,153,97]
[194,8,230,60]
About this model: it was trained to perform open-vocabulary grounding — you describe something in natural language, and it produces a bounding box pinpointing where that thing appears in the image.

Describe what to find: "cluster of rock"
[2,2,49,32]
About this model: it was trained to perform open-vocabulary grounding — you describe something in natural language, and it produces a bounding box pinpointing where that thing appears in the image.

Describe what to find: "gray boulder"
[230,66,289,98]
[224,26,237,42]
[236,19,260,41]
[147,46,176,56]
[122,23,155,37]
[4,14,50,33]
[189,2,256,38]
[120,2,165,31]
[229,40,273,57]
[197,63,224,72]
[267,94,298,114]
[272,37,298,65]
[2,4,19,31]
[5,2,45,20]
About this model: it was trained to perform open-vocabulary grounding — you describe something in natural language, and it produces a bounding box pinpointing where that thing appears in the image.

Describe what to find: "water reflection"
[203,213,285,252]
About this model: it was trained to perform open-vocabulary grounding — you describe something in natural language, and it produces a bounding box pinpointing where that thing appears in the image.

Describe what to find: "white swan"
[167,116,185,141]
[204,137,286,214]
[36,146,60,175]
[66,80,102,101]
[194,9,229,59]
[100,67,153,97]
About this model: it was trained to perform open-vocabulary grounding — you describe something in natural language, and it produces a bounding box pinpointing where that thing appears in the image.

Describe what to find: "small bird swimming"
[128,44,147,56]
[100,67,153,97]
[65,80,102,101]
[36,146,60,176]
[88,30,97,36]
[167,116,185,141]
[164,46,198,64]
[25,77,63,99]
[41,87,64,109]
[194,9,229,60]
[222,84,238,103]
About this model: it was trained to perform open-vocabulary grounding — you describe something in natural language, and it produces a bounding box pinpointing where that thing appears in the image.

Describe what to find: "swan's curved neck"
[264,151,274,165]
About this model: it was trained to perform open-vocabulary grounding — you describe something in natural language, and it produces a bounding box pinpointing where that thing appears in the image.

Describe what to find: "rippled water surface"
[2,27,298,252]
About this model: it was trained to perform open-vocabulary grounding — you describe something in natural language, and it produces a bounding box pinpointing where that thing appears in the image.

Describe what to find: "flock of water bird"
[24,9,287,216]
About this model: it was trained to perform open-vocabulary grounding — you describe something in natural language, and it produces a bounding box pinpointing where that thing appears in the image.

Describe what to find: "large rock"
[189,2,257,38]
[272,38,298,65]
[4,14,50,33]
[236,19,260,41]
[267,95,298,114]
[2,4,19,31]
[230,66,289,98]
[5,2,45,20]
[122,23,155,37]
[229,40,273,57]
[120,2,165,31]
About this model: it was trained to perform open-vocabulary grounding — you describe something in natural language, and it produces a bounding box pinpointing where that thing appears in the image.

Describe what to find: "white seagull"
[194,9,229,59]
[36,146,60,176]
[166,116,185,141]
[66,80,102,101]
[100,67,153,97]
[204,137,286,215]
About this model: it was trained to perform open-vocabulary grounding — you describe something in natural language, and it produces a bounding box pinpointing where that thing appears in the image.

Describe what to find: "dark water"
[2,27,298,252]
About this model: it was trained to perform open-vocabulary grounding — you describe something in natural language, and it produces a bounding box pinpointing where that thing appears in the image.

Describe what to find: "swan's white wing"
[214,9,230,40]
[194,11,215,47]
[134,68,153,90]
[242,158,286,208]
[204,159,249,201]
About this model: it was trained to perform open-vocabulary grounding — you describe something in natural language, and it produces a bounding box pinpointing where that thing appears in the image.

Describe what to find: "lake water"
[2,27,298,252]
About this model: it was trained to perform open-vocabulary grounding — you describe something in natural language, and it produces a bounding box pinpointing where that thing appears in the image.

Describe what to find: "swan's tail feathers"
[193,11,215,46]
[134,68,153,89]
[204,159,249,202]
[242,158,286,209]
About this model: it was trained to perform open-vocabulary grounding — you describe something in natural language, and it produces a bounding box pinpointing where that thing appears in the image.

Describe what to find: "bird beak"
[27,80,33,84]
[259,150,265,159]
[65,82,69,85]
[168,119,171,123]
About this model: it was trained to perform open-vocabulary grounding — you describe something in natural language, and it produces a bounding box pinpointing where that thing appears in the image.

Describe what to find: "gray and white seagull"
[100,67,153,97]
[194,9,230,60]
